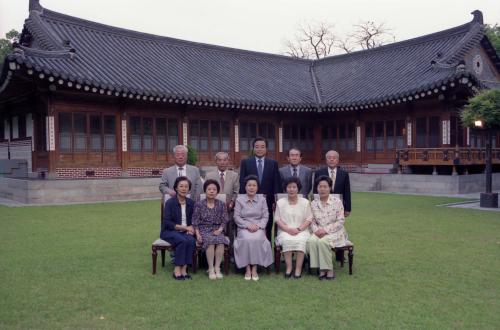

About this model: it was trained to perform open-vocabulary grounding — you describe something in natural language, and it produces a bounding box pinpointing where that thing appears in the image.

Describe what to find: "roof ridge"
[315,21,474,64]
[437,23,485,65]
[309,62,323,106]
[39,7,312,65]
[25,10,66,51]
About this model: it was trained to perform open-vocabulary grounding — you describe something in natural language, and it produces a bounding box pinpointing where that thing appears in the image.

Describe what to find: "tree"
[283,22,336,59]
[461,89,500,129]
[349,21,394,50]
[461,89,500,207]
[485,24,500,56]
[0,29,20,64]
[283,21,393,59]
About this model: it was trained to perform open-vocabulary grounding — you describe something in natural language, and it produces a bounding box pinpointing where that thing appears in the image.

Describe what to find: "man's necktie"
[330,168,337,192]
[292,167,298,178]
[220,172,225,190]
[257,159,263,183]
[178,167,183,177]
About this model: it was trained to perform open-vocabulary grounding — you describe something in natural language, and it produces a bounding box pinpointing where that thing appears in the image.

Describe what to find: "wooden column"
[120,111,128,175]
[313,112,323,166]
[46,94,57,178]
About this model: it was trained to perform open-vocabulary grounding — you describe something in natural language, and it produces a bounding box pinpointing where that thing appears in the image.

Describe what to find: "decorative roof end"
[29,0,43,12]
[471,10,483,25]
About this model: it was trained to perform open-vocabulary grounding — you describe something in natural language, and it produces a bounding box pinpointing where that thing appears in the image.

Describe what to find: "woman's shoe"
[293,273,302,279]
[172,273,184,281]
[244,273,252,281]
[252,274,259,281]
[208,269,217,280]
[325,274,336,280]
[284,272,292,279]
[318,274,326,280]
[183,274,192,280]
[215,268,223,279]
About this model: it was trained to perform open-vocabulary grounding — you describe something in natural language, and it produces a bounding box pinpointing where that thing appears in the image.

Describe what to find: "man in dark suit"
[279,147,312,197]
[239,137,281,240]
[313,150,351,216]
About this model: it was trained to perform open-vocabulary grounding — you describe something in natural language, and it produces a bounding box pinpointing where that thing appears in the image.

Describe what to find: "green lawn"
[0,193,499,329]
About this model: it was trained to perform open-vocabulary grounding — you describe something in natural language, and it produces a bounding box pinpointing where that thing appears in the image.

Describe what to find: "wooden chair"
[198,193,230,275]
[151,194,197,275]
[312,193,354,275]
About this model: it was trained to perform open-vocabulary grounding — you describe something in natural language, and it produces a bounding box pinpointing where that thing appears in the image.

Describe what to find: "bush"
[187,145,198,165]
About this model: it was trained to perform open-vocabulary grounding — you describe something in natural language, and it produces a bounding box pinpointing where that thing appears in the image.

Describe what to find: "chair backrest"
[313,193,343,201]
[237,193,265,200]
[200,193,227,203]
[160,193,191,220]
[160,194,171,221]
[275,193,304,201]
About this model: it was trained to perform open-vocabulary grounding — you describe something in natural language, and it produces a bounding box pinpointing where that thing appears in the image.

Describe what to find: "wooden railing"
[396,148,500,166]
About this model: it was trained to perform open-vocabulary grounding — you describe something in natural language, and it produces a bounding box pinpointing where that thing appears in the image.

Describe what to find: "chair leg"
[192,250,198,273]
[161,249,166,267]
[348,247,354,275]
[274,247,281,274]
[224,247,230,275]
[152,246,158,275]
[339,249,345,268]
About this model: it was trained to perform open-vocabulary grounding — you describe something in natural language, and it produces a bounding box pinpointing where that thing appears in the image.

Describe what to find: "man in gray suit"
[279,147,312,197]
[205,152,239,255]
[159,145,202,199]
[205,152,239,209]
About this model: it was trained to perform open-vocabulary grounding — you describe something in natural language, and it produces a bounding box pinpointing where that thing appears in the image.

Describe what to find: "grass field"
[0,192,499,329]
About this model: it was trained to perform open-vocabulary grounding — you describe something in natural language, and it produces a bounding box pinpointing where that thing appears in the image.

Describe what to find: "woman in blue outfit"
[160,176,196,280]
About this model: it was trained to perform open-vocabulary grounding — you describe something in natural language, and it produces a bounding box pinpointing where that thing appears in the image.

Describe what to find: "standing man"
[205,152,239,208]
[159,145,202,200]
[239,137,281,240]
[313,150,351,216]
[279,147,312,197]
[206,152,239,252]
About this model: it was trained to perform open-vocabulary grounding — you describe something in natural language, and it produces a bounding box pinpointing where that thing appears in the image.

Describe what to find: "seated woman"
[233,175,273,281]
[192,179,230,280]
[160,176,196,280]
[307,175,351,280]
[275,177,312,279]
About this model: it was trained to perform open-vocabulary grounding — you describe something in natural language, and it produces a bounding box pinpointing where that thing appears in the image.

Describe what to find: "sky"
[0,0,499,55]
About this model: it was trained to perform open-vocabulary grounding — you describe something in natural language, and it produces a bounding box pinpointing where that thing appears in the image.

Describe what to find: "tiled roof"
[1,2,499,112]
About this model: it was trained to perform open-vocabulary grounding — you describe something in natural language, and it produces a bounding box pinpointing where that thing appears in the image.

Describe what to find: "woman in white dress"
[274,177,312,278]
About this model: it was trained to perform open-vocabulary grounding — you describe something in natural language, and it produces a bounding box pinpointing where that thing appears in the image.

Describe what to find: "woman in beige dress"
[307,175,351,280]
[275,177,312,278]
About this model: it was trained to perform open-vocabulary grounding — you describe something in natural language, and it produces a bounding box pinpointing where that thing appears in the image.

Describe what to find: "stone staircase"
[0,160,29,178]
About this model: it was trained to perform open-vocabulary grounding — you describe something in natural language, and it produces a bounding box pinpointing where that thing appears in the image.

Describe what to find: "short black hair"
[203,179,220,193]
[288,147,301,157]
[283,176,302,191]
[243,174,259,188]
[173,176,192,192]
[252,136,267,149]
[315,175,333,189]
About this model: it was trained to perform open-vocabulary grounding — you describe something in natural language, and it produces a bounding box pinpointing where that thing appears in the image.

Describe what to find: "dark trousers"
[161,231,196,266]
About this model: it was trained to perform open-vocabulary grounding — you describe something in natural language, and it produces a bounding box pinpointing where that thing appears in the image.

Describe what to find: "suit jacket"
[159,164,202,199]
[161,197,195,237]
[239,156,281,205]
[313,166,351,212]
[205,169,239,202]
[279,164,312,196]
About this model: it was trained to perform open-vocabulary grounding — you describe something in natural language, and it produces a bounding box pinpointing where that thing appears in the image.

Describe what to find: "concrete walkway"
[1,191,498,211]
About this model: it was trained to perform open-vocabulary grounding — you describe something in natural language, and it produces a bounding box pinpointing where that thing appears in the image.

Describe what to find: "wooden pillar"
[313,112,323,167]
[120,111,129,175]
[46,94,57,178]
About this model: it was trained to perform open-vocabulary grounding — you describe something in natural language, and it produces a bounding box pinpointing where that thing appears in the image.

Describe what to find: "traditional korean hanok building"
[1,0,499,180]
